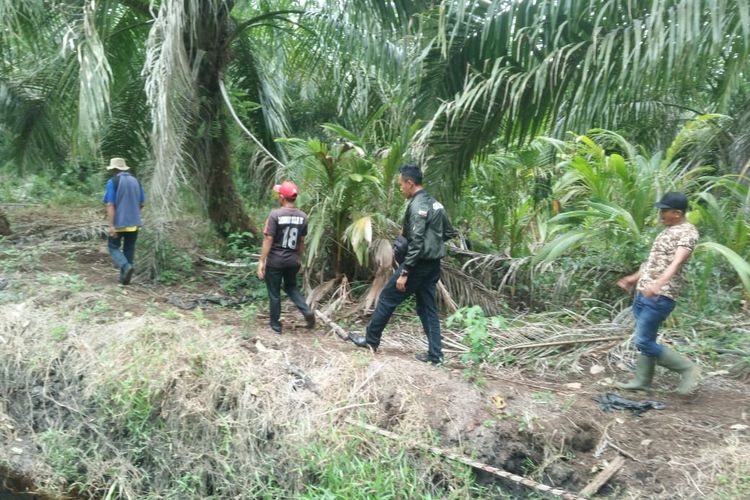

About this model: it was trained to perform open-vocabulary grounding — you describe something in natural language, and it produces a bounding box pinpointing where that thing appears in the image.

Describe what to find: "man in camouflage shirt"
[617,192,700,396]
[350,164,457,364]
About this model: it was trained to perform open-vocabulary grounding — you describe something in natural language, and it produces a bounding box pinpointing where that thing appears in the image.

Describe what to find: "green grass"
[298,428,504,499]
[49,324,69,341]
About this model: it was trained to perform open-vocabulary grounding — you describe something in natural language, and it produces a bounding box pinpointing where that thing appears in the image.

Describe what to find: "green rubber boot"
[657,347,700,396]
[616,355,656,391]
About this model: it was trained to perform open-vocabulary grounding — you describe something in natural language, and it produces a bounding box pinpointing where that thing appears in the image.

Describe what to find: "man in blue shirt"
[102,158,144,285]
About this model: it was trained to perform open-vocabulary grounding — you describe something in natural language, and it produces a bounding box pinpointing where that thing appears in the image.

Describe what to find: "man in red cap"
[257,181,315,334]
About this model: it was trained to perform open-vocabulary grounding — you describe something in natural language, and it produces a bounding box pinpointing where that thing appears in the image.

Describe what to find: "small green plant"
[225,231,256,261]
[298,427,496,499]
[77,299,111,321]
[239,303,258,325]
[65,251,79,268]
[520,456,539,476]
[38,273,88,291]
[531,391,555,403]
[100,377,158,458]
[192,308,211,327]
[162,308,181,320]
[38,429,86,484]
[447,306,494,365]
[49,324,69,341]
[516,413,541,433]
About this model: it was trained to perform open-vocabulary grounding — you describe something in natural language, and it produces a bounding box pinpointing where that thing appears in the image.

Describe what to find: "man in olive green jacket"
[350,164,457,364]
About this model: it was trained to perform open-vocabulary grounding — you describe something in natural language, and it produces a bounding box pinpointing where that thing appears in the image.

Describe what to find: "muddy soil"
[1,207,748,499]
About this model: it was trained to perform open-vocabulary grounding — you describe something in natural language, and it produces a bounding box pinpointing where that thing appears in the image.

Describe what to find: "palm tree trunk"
[191,1,257,239]
[0,207,10,235]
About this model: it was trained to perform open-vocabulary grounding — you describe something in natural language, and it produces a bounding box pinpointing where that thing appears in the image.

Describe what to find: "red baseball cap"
[273,181,298,199]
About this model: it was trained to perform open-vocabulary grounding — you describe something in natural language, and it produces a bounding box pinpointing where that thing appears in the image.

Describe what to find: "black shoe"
[304,312,316,329]
[271,325,282,335]
[349,334,377,352]
[121,264,134,285]
[415,353,442,365]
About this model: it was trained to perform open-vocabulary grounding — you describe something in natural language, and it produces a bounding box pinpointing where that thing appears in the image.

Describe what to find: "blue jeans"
[108,231,138,276]
[264,265,312,332]
[631,292,676,358]
[366,259,443,360]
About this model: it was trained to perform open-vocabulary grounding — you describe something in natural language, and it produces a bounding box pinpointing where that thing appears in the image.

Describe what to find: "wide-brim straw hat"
[106,157,130,171]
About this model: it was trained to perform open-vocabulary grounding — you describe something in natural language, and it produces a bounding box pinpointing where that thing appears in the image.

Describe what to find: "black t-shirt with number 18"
[263,207,308,268]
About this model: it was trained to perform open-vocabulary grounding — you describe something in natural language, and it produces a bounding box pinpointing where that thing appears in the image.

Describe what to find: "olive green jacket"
[402,190,457,270]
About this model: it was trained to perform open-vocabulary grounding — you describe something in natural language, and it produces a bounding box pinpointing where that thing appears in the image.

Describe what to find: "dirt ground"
[1,207,749,499]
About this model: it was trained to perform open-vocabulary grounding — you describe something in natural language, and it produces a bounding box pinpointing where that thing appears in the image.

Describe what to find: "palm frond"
[440,262,506,316]
[142,0,199,225]
[414,0,750,201]
[77,0,113,156]
[697,241,750,293]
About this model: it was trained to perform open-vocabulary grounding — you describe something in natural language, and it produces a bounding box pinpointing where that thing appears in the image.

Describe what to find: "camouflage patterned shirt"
[637,222,699,300]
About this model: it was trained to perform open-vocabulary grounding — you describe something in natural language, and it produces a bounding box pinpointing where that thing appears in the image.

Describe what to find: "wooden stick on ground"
[579,455,625,497]
[346,418,585,500]
[314,309,350,340]
[198,254,256,268]
[505,335,629,350]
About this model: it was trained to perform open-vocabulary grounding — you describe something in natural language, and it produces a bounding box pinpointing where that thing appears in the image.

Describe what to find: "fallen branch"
[715,348,750,357]
[346,418,585,500]
[314,309,350,341]
[579,455,625,498]
[504,335,629,351]
[198,254,256,268]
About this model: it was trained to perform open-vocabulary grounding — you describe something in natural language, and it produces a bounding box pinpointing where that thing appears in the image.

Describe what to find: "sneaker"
[121,264,134,285]
[415,353,442,365]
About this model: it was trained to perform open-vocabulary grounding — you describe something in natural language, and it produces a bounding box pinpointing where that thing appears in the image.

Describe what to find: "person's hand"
[108,226,118,238]
[256,263,265,280]
[639,282,661,298]
[617,275,637,290]
[396,275,408,292]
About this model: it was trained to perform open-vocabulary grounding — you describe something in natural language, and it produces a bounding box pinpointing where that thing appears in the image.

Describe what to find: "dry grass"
[669,436,750,499]
[0,279,488,498]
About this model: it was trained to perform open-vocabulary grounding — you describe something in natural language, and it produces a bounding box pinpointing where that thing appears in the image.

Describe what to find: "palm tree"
[382,1,750,202]
[0,0,300,237]
[3,1,749,240]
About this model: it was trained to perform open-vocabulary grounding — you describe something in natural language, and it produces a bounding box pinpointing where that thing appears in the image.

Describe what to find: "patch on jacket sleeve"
[432,201,444,210]
[418,209,428,217]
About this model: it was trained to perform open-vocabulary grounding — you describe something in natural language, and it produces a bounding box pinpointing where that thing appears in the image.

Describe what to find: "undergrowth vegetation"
[0,286,519,499]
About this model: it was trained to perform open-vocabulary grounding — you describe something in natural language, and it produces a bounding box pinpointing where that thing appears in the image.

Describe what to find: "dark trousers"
[366,259,443,360]
[108,231,138,276]
[264,265,312,331]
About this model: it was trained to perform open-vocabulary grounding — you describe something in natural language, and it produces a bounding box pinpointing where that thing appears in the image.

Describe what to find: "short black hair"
[399,163,423,185]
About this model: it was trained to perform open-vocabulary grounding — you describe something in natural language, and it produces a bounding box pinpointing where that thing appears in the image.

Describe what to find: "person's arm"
[106,204,117,237]
[617,270,641,290]
[398,203,427,292]
[297,235,305,260]
[443,212,458,241]
[103,179,117,237]
[257,234,274,280]
[640,247,693,297]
